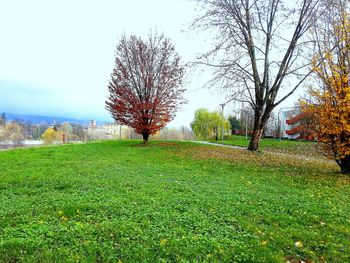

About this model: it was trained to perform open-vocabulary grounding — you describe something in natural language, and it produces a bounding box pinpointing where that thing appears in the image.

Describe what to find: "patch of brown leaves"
[156,142,180,147]
[186,145,338,176]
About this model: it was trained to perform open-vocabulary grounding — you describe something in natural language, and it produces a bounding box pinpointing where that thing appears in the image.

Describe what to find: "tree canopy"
[228,116,240,131]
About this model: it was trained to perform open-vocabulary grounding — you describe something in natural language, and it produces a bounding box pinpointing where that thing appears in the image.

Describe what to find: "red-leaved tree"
[106,33,186,143]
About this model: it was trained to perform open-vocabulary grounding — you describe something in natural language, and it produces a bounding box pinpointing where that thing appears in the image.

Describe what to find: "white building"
[279,107,301,140]
[87,120,129,140]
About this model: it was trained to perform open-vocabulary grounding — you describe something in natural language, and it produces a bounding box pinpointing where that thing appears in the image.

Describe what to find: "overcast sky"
[0,0,298,127]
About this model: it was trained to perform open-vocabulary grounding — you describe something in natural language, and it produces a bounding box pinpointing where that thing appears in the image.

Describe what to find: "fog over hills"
[2,112,108,126]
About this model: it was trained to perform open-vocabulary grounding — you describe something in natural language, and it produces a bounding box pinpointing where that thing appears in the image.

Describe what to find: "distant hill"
[3,113,108,126]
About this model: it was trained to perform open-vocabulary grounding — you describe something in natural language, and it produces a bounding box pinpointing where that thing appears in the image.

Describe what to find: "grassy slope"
[0,141,349,262]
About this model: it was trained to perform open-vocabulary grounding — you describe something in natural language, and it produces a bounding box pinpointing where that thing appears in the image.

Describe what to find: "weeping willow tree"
[191,108,230,140]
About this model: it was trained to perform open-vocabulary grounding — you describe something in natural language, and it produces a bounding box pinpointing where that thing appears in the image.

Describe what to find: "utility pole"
[245,114,248,141]
[240,101,248,141]
[219,97,236,144]
[220,103,225,144]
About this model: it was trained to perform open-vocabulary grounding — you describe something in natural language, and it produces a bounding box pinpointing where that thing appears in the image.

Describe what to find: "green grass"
[0,141,349,262]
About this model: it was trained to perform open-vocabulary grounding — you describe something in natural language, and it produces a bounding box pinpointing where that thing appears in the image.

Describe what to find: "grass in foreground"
[0,141,349,262]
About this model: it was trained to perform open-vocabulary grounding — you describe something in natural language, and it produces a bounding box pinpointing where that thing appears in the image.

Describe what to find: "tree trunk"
[247,108,272,151]
[339,155,350,174]
[142,133,149,144]
[247,128,264,150]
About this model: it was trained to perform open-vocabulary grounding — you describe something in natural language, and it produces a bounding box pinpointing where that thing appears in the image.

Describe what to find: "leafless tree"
[192,0,331,150]
[154,126,194,140]
[239,106,254,136]
[265,111,283,138]
[0,113,5,127]
[310,0,349,82]
[3,122,25,147]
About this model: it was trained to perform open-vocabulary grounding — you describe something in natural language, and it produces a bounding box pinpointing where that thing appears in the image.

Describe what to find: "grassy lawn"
[0,141,349,262]
[210,135,321,157]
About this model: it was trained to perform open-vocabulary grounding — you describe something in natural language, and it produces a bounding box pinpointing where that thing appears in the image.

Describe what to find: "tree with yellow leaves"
[301,7,350,174]
[42,127,62,145]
